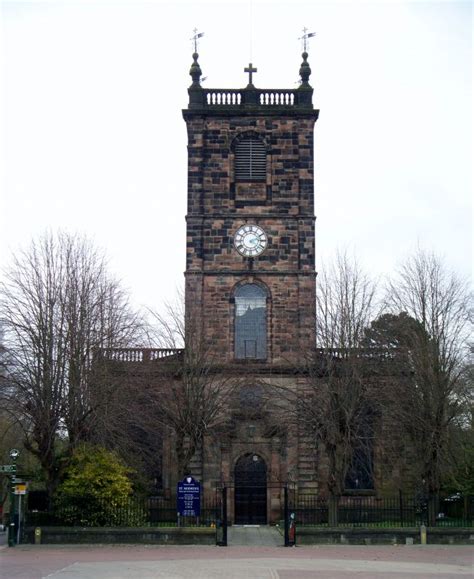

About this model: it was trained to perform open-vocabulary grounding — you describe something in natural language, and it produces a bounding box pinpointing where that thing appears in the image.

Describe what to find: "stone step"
[228,525,282,547]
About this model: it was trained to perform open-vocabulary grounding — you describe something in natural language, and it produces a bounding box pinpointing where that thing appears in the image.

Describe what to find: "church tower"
[183,50,319,365]
[180,45,319,523]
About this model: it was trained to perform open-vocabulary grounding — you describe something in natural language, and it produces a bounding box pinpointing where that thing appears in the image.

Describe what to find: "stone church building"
[106,47,407,525]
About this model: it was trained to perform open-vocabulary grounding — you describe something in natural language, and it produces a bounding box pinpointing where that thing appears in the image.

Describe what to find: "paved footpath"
[1,544,473,579]
[228,525,281,546]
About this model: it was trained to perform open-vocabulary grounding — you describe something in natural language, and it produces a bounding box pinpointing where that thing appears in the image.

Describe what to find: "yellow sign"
[14,483,27,495]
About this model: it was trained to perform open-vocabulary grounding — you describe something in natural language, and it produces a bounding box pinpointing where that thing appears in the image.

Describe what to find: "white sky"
[0,0,472,313]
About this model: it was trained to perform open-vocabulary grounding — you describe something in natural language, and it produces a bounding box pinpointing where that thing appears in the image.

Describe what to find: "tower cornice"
[183,107,319,119]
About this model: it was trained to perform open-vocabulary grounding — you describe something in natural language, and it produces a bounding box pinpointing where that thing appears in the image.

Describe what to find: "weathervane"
[299,27,316,52]
[191,28,204,53]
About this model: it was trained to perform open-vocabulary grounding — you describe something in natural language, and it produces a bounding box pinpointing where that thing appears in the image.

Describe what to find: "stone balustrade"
[101,348,183,362]
[259,90,295,106]
[187,86,313,110]
[205,89,242,106]
[203,89,297,108]
[101,347,403,363]
[315,348,404,361]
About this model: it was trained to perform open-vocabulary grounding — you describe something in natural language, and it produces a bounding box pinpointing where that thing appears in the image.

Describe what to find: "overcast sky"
[1,0,472,313]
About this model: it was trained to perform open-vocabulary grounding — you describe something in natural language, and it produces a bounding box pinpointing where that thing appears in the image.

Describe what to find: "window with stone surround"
[345,410,375,491]
[234,284,267,359]
[234,135,266,182]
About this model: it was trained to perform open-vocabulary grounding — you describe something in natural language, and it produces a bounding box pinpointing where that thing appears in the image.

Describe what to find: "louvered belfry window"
[235,136,266,181]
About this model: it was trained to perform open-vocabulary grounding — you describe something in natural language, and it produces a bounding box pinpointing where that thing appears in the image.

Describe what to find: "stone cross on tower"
[244,63,257,86]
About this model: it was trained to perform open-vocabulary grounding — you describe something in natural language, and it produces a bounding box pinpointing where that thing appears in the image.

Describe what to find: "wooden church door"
[234,453,267,524]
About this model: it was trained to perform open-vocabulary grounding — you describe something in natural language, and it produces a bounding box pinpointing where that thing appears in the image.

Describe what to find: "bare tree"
[316,252,378,350]
[88,366,165,491]
[148,289,186,349]
[385,249,473,498]
[147,297,238,480]
[0,231,142,500]
[292,252,379,522]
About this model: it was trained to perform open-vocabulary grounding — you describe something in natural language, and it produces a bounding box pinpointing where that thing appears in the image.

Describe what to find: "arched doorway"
[234,453,267,524]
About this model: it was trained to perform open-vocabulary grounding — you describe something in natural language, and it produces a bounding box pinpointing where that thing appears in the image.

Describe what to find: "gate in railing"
[215,481,293,547]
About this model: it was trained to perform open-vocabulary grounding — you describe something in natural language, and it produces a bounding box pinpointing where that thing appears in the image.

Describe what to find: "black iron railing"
[26,494,219,528]
[287,493,474,528]
[26,492,474,529]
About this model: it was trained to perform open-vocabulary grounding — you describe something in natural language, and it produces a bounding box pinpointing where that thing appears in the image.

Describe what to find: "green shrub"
[55,444,146,526]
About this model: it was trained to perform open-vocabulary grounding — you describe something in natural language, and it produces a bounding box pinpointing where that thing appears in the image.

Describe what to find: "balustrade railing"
[201,88,303,109]
[314,348,402,361]
[101,348,183,362]
[101,347,402,364]
[259,90,295,106]
[205,89,242,106]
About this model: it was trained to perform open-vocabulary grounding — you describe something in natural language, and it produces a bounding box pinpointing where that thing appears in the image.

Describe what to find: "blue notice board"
[177,476,201,517]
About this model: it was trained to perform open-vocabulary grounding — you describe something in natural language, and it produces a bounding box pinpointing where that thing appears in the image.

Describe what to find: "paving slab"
[38,556,473,578]
[0,544,472,579]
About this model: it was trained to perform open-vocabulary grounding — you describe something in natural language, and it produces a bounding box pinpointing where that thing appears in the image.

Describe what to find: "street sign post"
[0,465,16,474]
[14,484,27,495]
[7,448,20,547]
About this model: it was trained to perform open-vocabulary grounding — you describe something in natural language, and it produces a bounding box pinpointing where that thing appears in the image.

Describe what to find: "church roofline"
[186,49,317,112]
[182,106,319,119]
[185,86,317,113]
[99,347,411,378]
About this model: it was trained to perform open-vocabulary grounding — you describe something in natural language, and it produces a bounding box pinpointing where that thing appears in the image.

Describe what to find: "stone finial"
[189,52,202,87]
[299,51,312,86]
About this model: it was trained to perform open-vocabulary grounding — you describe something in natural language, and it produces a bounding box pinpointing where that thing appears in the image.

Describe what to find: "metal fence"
[289,493,474,528]
[25,491,474,529]
[26,494,220,528]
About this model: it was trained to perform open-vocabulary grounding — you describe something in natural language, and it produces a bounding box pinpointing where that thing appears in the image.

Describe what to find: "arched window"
[345,408,375,490]
[234,284,267,359]
[234,136,266,182]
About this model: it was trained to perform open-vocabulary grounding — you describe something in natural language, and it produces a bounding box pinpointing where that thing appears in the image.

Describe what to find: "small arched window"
[234,136,266,182]
[235,284,267,360]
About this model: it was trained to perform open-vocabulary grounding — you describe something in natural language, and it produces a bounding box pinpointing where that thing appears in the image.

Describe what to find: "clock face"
[234,224,268,258]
